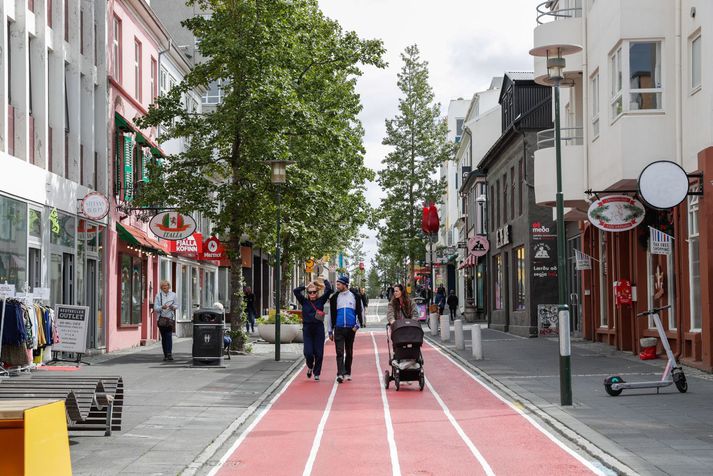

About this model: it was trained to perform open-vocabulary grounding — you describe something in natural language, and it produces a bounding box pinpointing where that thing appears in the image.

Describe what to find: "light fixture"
[476,194,487,204]
[267,159,296,184]
[546,48,566,82]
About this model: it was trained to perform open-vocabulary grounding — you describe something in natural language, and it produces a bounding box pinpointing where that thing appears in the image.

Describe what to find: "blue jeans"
[246,308,256,332]
[160,326,173,356]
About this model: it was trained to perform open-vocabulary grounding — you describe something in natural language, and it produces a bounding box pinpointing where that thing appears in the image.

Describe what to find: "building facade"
[531,0,713,369]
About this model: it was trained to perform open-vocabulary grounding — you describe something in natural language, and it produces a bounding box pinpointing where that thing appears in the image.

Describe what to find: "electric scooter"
[604,305,688,396]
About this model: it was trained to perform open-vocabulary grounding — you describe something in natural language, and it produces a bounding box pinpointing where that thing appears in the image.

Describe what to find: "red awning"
[458,254,478,270]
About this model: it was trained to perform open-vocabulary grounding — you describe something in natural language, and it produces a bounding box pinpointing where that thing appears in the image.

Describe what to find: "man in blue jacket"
[328,275,364,383]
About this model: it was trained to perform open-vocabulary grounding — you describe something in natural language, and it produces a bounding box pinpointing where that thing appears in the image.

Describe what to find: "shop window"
[494,254,503,310]
[28,208,42,239]
[646,246,675,330]
[688,194,701,330]
[119,253,143,325]
[0,195,28,286]
[49,208,75,248]
[514,246,526,311]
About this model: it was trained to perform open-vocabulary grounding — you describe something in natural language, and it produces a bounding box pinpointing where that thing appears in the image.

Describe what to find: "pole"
[554,78,572,405]
[274,186,282,362]
[429,235,434,306]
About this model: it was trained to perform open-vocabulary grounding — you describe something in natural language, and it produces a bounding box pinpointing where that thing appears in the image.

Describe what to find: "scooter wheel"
[384,370,390,390]
[604,375,624,396]
[673,369,688,393]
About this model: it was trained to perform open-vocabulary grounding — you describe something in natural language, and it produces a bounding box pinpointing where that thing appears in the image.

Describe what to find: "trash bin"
[192,308,225,367]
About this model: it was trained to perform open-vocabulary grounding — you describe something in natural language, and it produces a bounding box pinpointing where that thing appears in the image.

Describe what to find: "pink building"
[105,0,169,351]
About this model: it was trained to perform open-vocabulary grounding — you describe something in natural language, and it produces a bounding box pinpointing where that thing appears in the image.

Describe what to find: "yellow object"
[305,258,315,273]
[0,400,72,476]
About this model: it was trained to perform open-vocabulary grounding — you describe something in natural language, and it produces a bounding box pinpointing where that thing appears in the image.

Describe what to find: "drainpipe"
[674,0,684,358]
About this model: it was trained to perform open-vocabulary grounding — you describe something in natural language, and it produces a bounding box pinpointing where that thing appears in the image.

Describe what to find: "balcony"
[530,1,583,86]
[533,127,588,209]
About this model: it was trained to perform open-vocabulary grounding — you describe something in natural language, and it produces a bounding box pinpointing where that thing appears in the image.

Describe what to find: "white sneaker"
[345,374,352,381]
[337,375,344,383]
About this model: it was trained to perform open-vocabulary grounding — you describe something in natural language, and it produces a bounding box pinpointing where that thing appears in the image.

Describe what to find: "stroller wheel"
[384,370,390,390]
[419,374,425,391]
[394,375,400,391]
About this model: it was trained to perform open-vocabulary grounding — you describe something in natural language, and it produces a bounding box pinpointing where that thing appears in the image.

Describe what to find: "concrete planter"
[257,324,300,343]
[293,329,304,343]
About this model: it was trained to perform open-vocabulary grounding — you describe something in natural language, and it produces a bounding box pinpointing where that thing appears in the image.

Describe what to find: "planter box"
[258,324,300,343]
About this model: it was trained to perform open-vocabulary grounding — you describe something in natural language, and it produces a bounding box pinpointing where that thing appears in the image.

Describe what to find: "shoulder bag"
[308,300,325,321]
[157,293,175,329]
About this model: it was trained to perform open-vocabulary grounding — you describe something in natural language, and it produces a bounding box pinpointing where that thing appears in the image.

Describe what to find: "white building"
[530,0,713,368]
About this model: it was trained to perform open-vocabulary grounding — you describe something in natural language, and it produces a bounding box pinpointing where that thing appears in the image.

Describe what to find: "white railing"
[536,1,582,25]
[536,127,583,150]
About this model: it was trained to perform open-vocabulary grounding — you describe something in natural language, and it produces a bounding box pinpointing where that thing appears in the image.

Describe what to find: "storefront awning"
[115,112,166,158]
[458,254,477,270]
[116,223,168,256]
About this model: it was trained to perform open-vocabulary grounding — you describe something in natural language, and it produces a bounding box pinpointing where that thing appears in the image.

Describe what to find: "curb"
[425,334,638,476]
[181,357,304,475]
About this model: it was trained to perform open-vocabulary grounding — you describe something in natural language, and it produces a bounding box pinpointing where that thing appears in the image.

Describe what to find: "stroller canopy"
[390,319,424,346]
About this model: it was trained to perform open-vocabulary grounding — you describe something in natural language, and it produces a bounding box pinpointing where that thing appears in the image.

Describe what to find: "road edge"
[181,357,304,476]
[424,334,639,476]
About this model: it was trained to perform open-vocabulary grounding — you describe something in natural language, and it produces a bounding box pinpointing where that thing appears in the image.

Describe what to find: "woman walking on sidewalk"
[294,279,333,381]
[386,284,419,325]
[154,280,178,361]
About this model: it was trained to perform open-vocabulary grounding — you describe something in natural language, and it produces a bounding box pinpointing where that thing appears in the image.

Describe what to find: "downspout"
[674,0,684,358]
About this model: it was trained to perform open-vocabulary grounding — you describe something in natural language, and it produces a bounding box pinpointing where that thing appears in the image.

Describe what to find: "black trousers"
[449,307,457,321]
[159,326,173,356]
[334,327,356,376]
[303,323,326,376]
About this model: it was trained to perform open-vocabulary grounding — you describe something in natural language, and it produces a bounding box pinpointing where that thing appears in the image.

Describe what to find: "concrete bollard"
[471,324,483,360]
[440,315,450,341]
[454,319,464,350]
[429,313,439,336]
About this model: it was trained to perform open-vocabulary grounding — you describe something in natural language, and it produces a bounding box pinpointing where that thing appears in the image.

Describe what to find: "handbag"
[157,293,175,329]
[308,300,325,321]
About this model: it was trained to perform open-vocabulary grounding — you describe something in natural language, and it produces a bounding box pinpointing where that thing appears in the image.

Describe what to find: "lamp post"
[267,159,294,362]
[547,49,572,406]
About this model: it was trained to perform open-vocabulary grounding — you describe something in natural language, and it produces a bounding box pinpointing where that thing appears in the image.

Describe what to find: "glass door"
[567,236,583,335]
[86,259,97,349]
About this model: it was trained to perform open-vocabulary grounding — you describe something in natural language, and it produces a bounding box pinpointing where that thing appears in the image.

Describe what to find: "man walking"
[447,290,459,321]
[328,275,364,383]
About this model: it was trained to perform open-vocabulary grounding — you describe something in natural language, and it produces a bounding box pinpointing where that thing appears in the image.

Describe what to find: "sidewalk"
[427,323,713,476]
[67,337,301,475]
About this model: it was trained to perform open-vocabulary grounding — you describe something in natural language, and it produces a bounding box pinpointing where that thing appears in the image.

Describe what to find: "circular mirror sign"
[638,161,689,210]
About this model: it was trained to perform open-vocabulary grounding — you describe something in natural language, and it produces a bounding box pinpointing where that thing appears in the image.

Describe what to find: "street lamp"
[267,159,294,362]
[476,194,487,235]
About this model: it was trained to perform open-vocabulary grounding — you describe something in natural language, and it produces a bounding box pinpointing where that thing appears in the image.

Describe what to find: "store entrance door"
[86,259,97,349]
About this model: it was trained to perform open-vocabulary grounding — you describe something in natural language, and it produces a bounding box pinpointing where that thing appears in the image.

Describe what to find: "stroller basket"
[390,319,424,346]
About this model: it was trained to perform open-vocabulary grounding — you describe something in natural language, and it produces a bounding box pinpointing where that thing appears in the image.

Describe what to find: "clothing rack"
[0,281,16,378]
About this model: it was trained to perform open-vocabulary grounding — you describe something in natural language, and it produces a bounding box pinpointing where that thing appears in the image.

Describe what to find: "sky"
[317,0,539,266]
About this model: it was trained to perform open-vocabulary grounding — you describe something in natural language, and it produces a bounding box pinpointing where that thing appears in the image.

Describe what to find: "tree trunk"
[228,129,246,352]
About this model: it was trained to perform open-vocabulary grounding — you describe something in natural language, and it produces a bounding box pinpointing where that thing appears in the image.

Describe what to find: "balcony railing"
[536,127,583,150]
[536,1,582,24]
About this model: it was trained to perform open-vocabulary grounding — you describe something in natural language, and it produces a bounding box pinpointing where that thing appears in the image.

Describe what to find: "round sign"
[638,161,689,210]
[207,239,219,253]
[587,195,646,232]
[149,212,197,241]
[467,235,490,257]
[81,192,110,220]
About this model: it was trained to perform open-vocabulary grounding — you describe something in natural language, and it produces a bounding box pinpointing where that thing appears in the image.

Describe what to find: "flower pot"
[293,328,304,343]
[257,323,299,343]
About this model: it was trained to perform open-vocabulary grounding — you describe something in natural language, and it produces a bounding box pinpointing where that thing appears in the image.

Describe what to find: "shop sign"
[587,195,645,232]
[0,283,16,298]
[169,232,203,259]
[33,287,51,301]
[495,225,510,248]
[149,212,197,241]
[54,305,89,354]
[49,207,61,235]
[467,235,490,257]
[305,258,315,273]
[80,192,110,220]
[202,236,226,260]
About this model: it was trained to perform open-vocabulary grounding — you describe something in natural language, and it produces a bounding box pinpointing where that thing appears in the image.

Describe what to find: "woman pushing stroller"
[386,284,420,325]
[384,284,425,391]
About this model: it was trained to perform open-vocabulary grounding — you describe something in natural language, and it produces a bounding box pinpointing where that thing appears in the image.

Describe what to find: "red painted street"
[208,331,604,476]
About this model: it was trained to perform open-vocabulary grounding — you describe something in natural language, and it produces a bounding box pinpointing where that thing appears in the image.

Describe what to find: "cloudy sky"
[317,0,539,265]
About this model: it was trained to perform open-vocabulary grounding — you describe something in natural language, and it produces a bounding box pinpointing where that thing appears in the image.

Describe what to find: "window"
[64,0,69,41]
[455,118,464,143]
[591,71,600,137]
[495,180,500,227]
[202,79,224,104]
[112,16,122,81]
[518,158,524,216]
[502,173,508,223]
[159,67,168,94]
[120,254,143,325]
[490,184,495,229]
[47,0,52,28]
[80,10,84,54]
[514,246,526,311]
[494,254,503,310]
[691,34,701,91]
[150,58,157,102]
[510,166,515,220]
[134,39,142,101]
[610,46,622,118]
[629,42,662,110]
[0,195,28,286]
[688,193,701,330]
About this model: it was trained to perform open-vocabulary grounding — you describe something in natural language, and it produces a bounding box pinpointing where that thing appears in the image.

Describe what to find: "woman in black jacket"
[294,280,333,381]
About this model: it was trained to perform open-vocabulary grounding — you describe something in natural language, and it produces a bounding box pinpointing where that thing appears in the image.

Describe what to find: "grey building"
[476,72,556,337]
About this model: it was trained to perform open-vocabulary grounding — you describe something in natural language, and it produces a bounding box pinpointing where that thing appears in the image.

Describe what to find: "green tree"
[366,264,381,299]
[136,0,384,350]
[375,44,453,286]
[346,238,366,288]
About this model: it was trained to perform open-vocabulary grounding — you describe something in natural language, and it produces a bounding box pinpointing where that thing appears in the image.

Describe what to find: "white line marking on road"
[371,332,401,476]
[424,378,495,476]
[302,380,339,476]
[206,363,304,476]
[426,341,606,476]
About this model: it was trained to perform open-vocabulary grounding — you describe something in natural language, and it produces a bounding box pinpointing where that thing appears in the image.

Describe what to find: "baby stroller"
[384,319,425,391]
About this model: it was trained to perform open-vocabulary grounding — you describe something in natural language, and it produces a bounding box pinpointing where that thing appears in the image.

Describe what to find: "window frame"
[134,38,142,102]
[112,15,122,82]
[150,57,157,102]
[514,246,526,311]
[609,46,623,121]
[119,253,143,327]
[690,32,702,94]
[688,192,701,331]
[628,41,663,112]
[610,40,664,122]
[591,69,600,139]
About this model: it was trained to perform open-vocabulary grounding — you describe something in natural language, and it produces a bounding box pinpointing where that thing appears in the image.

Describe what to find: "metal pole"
[429,235,434,306]
[554,78,572,406]
[275,186,282,362]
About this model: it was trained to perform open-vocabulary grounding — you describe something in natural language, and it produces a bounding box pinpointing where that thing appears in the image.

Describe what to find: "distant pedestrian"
[386,284,419,325]
[359,287,369,309]
[386,284,394,302]
[244,287,256,333]
[328,275,364,383]
[435,285,446,315]
[154,280,177,361]
[294,280,333,381]
[447,290,459,321]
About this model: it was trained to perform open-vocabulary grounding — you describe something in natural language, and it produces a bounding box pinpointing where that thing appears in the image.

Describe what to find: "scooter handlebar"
[636,304,672,317]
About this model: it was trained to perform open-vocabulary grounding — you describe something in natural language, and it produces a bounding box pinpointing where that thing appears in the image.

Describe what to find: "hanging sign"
[0,283,16,298]
[33,287,51,301]
[649,226,673,255]
[202,236,226,260]
[168,232,203,259]
[149,212,197,241]
[467,235,490,257]
[80,192,110,220]
[54,305,90,354]
[587,195,645,232]
[574,249,592,270]
[305,258,315,273]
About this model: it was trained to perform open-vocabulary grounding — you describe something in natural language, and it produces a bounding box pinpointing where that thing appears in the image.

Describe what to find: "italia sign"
[149,212,197,241]
[587,195,646,232]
